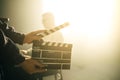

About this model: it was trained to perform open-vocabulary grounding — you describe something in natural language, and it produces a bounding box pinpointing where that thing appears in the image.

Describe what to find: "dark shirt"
[0,29,26,80]
[0,29,25,66]
[0,18,25,79]
[0,19,25,45]
[0,18,40,80]
[0,18,25,65]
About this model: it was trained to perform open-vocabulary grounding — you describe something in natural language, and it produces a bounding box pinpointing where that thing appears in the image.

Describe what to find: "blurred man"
[42,12,64,43]
[41,12,64,80]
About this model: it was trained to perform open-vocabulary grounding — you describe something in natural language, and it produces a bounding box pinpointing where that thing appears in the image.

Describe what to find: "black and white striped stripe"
[37,22,69,37]
[40,41,71,47]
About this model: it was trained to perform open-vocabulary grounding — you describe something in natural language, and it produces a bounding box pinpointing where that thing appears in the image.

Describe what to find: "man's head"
[42,12,55,29]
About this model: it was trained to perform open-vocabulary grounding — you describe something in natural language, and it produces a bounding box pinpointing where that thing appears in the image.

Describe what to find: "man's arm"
[0,29,46,74]
[0,29,25,65]
[0,18,46,44]
[0,19,25,44]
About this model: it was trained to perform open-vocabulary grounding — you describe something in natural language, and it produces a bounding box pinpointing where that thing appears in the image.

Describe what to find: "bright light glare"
[42,0,117,52]
[42,0,116,38]
[42,0,118,80]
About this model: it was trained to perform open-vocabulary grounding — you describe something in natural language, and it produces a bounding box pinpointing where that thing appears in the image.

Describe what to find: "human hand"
[18,59,46,74]
[23,30,46,44]
[20,50,31,59]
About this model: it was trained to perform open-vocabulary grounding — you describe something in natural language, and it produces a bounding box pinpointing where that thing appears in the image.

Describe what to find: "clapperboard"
[32,40,72,70]
[32,22,73,70]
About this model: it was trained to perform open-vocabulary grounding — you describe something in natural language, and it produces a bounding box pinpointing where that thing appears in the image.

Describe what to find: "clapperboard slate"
[32,40,72,70]
[32,22,73,70]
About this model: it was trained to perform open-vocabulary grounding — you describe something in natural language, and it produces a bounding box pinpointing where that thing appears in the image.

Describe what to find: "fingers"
[31,30,46,35]
[35,68,47,73]
[31,68,47,74]
[24,30,46,44]
[20,50,28,55]
[20,50,31,59]
[24,55,31,60]
[32,35,42,40]
[30,60,47,74]
[19,59,47,74]
[28,59,47,69]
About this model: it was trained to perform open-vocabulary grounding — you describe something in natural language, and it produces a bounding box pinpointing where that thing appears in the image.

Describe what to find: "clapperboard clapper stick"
[36,22,69,38]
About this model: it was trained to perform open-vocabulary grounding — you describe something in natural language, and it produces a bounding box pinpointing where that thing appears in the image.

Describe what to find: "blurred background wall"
[0,0,43,49]
[0,0,43,32]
